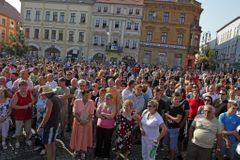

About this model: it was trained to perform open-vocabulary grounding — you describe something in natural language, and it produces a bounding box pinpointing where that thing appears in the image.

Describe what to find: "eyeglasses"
[204,99,210,102]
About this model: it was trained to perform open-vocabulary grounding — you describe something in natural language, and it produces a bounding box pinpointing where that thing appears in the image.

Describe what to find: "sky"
[5,0,240,39]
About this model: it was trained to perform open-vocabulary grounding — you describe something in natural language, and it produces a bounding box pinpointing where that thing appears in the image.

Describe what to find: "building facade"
[89,0,144,64]
[216,17,240,71]
[20,0,94,60]
[140,0,202,69]
[0,0,20,46]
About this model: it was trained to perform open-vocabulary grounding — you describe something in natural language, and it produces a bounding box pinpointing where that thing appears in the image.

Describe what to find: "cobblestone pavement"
[0,131,168,160]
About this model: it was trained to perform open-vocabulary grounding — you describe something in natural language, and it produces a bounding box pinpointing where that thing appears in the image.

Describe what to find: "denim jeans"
[164,128,180,152]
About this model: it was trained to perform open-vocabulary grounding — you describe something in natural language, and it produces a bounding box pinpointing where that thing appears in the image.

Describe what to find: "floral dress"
[115,111,135,153]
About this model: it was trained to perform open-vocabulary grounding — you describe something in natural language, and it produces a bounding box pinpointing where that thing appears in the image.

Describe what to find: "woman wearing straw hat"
[37,86,61,160]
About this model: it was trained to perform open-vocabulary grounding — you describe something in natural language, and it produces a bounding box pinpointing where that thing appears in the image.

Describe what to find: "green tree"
[1,24,29,56]
[196,46,217,71]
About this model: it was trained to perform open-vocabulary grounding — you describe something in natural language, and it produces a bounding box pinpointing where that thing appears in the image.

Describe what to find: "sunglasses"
[204,99,210,102]
[148,105,154,108]
[204,110,212,113]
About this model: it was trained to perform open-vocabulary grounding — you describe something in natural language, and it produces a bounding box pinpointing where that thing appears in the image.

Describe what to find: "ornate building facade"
[139,0,202,69]
[89,0,144,64]
[0,0,20,46]
[20,0,94,60]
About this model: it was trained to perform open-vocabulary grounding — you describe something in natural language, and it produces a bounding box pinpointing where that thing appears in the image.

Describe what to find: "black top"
[45,95,61,128]
[215,99,228,117]
[157,99,166,117]
[167,105,184,128]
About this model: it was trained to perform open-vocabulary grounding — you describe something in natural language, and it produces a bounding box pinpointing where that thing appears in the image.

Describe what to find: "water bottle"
[149,144,158,159]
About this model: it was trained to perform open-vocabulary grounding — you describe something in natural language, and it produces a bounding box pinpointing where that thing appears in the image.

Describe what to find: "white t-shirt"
[141,110,164,140]
[121,88,134,101]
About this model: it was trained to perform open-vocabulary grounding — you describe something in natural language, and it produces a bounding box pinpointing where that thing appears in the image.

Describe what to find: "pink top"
[97,103,115,129]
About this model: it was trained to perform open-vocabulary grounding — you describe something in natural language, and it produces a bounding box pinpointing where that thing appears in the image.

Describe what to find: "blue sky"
[6,0,240,39]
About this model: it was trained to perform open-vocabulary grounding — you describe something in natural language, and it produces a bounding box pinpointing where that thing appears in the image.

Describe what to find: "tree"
[196,46,217,71]
[1,24,29,56]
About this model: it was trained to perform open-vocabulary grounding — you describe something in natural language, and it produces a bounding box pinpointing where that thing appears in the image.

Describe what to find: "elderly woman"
[187,105,222,160]
[70,90,96,159]
[140,99,168,160]
[115,99,140,160]
[95,93,116,159]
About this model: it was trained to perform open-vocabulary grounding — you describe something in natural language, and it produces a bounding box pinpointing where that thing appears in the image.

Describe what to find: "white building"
[216,16,240,70]
[89,0,144,64]
[20,0,94,61]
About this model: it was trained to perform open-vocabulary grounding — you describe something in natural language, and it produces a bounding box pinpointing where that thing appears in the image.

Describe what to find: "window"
[58,30,63,41]
[163,12,169,23]
[103,6,108,12]
[102,20,107,28]
[147,31,152,41]
[161,32,167,44]
[70,13,76,24]
[25,28,30,38]
[34,29,39,39]
[132,41,137,49]
[115,21,119,29]
[179,13,185,24]
[143,52,151,64]
[134,23,139,31]
[97,6,101,12]
[95,19,100,27]
[94,36,99,45]
[53,12,58,22]
[35,10,41,21]
[116,8,121,14]
[1,30,5,41]
[26,10,31,20]
[177,33,184,45]
[51,30,56,40]
[129,9,133,15]
[80,14,86,23]
[148,11,156,21]
[79,32,84,42]
[101,37,106,46]
[68,31,74,42]
[45,11,50,21]
[2,19,6,26]
[44,29,49,39]
[136,9,140,15]
[126,22,131,30]
[174,54,182,68]
[125,40,130,48]
[59,12,65,22]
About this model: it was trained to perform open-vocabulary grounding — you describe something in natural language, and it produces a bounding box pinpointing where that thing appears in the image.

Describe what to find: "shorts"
[42,125,59,144]
[15,119,32,136]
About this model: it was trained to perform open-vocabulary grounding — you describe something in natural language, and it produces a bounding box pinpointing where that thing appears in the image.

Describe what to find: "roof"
[0,0,20,21]
[20,0,95,5]
[217,16,240,33]
[96,0,144,5]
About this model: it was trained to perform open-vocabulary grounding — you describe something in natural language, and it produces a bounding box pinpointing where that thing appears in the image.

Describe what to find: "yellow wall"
[140,1,202,68]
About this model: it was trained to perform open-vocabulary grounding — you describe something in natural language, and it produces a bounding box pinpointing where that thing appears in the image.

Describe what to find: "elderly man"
[186,105,222,160]
[12,70,33,92]
[45,73,58,89]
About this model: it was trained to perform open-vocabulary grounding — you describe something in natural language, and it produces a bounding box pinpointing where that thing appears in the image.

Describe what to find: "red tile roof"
[0,0,20,21]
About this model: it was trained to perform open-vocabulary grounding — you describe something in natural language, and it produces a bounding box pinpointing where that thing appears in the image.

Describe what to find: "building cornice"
[217,16,240,33]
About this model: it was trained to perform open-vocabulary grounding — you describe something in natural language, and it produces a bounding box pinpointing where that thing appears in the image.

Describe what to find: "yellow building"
[139,0,202,69]
[0,0,20,45]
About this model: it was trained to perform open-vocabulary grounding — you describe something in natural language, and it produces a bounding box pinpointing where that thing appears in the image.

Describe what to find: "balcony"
[106,44,123,53]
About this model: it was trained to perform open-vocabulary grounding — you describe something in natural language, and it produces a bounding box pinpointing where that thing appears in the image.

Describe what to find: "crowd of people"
[0,56,240,160]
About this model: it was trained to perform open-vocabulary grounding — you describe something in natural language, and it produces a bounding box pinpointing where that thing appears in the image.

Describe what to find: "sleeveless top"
[45,95,61,128]
[97,103,115,129]
[15,91,32,120]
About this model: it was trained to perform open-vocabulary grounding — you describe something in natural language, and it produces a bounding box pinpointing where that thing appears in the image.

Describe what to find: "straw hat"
[41,86,56,95]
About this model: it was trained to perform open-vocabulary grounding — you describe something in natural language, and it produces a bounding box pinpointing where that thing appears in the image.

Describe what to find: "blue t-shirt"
[219,112,240,145]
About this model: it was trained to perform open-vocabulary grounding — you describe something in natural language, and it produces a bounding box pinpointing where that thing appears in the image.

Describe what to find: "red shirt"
[187,98,204,120]
[14,91,32,120]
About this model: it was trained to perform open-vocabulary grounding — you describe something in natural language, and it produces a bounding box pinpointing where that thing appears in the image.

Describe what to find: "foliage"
[1,24,29,56]
[196,46,217,70]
